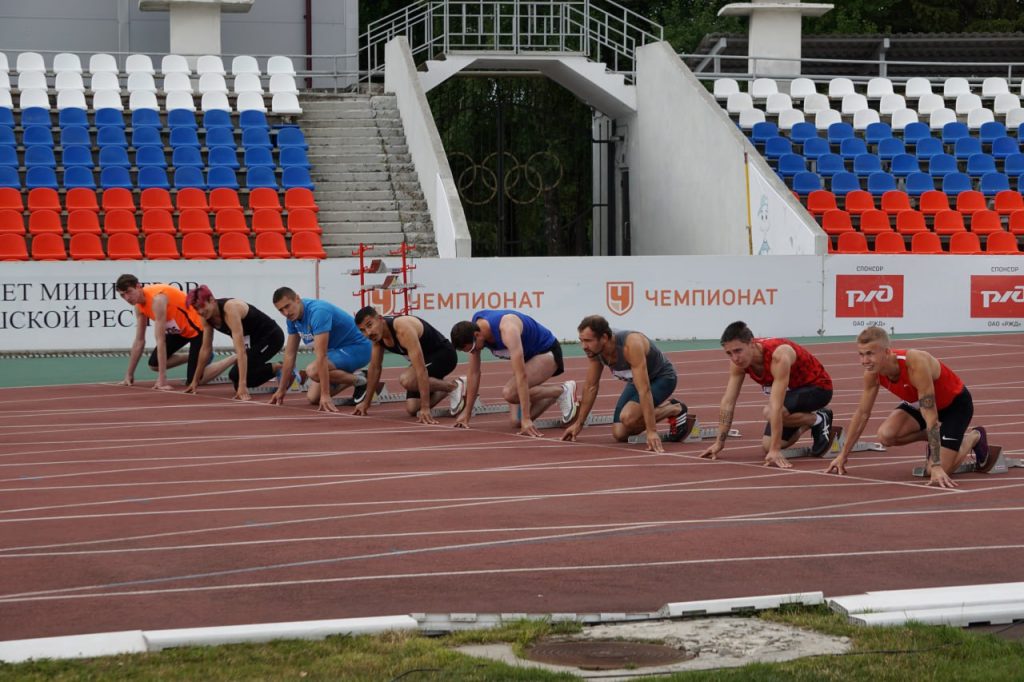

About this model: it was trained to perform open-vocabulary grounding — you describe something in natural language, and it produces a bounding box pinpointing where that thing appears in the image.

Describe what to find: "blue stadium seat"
[0,166,19,188]
[132,109,162,129]
[890,154,919,178]
[99,146,130,168]
[239,110,269,130]
[21,107,51,127]
[866,172,897,197]
[279,147,310,168]
[792,171,822,196]
[206,127,236,148]
[60,126,91,147]
[763,136,792,160]
[905,172,936,197]
[26,167,58,190]
[776,153,806,179]
[966,154,997,178]
[750,121,779,146]
[138,167,170,190]
[953,137,982,160]
[241,147,271,168]
[62,145,94,168]
[25,145,56,168]
[100,166,133,189]
[0,126,14,146]
[853,153,882,177]
[865,122,893,146]
[980,172,1010,196]
[839,138,868,161]
[1004,153,1024,177]
[202,110,233,130]
[941,172,972,195]
[914,137,943,161]
[174,166,206,189]
[210,146,241,169]
[802,137,829,161]
[0,146,17,167]
[928,153,958,177]
[94,109,126,128]
[991,137,1019,160]
[789,122,818,146]
[171,146,204,168]
[941,122,969,145]
[282,167,314,190]
[877,137,905,161]
[980,121,1008,145]
[58,108,89,128]
[207,166,239,189]
[902,122,930,146]
[131,126,162,148]
[245,166,278,189]
[97,126,128,147]
[0,108,13,127]
[815,153,845,178]
[830,171,861,196]
[276,127,308,149]
[168,109,198,129]
[135,145,167,168]
[170,127,201,148]
[63,166,96,189]
[826,122,854,146]
[241,127,271,149]
[23,125,54,147]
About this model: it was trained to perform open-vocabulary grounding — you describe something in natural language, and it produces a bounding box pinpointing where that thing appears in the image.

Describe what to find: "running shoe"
[558,380,578,424]
[449,375,467,416]
[665,399,693,442]
[973,426,999,473]
[810,407,834,457]
[351,370,369,404]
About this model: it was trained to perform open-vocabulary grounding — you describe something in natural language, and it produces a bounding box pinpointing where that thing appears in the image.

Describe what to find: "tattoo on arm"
[919,394,936,409]
[927,423,941,465]
[717,408,734,444]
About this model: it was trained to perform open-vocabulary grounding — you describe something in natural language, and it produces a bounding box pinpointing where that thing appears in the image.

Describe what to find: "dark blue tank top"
[472,310,556,361]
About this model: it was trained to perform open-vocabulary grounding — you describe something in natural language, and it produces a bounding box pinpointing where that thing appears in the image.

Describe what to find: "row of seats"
[1,52,296,78]
[0,231,326,261]
[0,106,279,130]
[1,89,298,115]
[4,71,300,97]
[0,165,314,191]
[0,187,319,214]
[2,207,321,236]
[716,76,1024,103]
[830,230,1020,255]
[1,126,306,150]
[1,145,310,171]
[734,101,1024,134]
[807,189,1024,217]
[821,207,1024,236]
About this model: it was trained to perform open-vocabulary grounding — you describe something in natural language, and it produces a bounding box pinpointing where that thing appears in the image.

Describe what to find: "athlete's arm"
[907,349,954,488]
[763,344,796,468]
[561,357,603,442]
[150,293,172,390]
[623,332,662,453]
[500,315,540,437]
[826,372,879,474]
[353,341,384,416]
[313,331,338,412]
[270,333,300,405]
[395,317,437,424]
[184,322,215,394]
[224,300,250,400]
[454,345,482,428]
[700,364,745,459]
[121,310,148,386]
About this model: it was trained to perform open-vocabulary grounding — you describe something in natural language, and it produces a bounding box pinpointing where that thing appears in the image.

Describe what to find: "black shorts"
[149,333,202,383]
[404,344,458,399]
[535,340,565,377]
[896,387,974,450]
[763,385,833,440]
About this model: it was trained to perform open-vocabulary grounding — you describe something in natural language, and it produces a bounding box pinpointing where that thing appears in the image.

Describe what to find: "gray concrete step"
[325,210,401,222]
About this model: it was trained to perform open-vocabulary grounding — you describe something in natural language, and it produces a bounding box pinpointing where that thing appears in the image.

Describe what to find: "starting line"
[207,375,305,395]
[626,416,741,445]
[912,446,1022,476]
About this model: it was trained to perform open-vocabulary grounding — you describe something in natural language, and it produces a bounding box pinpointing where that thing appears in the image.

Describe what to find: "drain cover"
[526,639,692,670]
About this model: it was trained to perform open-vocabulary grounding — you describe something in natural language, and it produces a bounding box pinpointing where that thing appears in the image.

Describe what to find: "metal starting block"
[207,375,305,394]
[429,398,510,418]
[779,428,886,460]
[626,414,705,445]
[332,382,387,407]
[534,413,614,430]
[912,446,1020,477]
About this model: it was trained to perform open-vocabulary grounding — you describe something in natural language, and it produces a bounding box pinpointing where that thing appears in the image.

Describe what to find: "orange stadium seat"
[252,209,285,233]
[955,190,988,215]
[67,209,101,235]
[181,232,218,259]
[286,208,321,234]
[248,187,282,212]
[880,190,912,217]
[285,187,318,212]
[969,210,1003,235]
[859,209,893,234]
[30,233,67,261]
[836,231,869,253]
[104,209,139,235]
[102,188,137,213]
[218,232,254,259]
[215,209,249,234]
[1010,211,1024,235]
[911,231,944,254]
[107,233,143,260]
[0,209,25,234]
[986,231,1021,254]
[0,233,29,261]
[918,190,950,216]
[144,233,180,260]
[209,188,242,212]
[69,233,105,261]
[179,209,213,234]
[176,187,209,213]
[28,210,63,235]
[896,210,929,235]
[255,231,290,258]
[140,188,174,212]
[873,231,907,253]
[141,209,176,235]
[291,230,326,259]
[821,209,854,235]
[65,188,99,213]
[0,187,24,212]
[843,190,875,216]
[27,188,61,213]
[994,191,1024,216]
[949,231,981,254]
[932,209,966,235]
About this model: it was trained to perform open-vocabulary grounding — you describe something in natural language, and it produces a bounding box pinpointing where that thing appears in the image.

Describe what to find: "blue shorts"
[613,373,678,422]
[326,344,371,373]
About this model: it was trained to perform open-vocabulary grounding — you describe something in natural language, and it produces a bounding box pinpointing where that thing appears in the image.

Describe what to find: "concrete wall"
[629,41,823,255]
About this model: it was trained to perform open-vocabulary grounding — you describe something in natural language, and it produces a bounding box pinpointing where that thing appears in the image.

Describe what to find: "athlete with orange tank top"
[827,326,994,489]
[701,321,836,468]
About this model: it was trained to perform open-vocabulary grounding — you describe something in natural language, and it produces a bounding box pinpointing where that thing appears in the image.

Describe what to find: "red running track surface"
[1,334,1023,640]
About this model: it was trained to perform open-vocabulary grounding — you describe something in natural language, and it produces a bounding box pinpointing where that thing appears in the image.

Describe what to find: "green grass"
[2,608,1021,681]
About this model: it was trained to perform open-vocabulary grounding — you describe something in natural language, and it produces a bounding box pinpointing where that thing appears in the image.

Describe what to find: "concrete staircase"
[299,92,437,258]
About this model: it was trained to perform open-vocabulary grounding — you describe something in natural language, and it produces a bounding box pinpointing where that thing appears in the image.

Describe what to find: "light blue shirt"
[286,298,370,352]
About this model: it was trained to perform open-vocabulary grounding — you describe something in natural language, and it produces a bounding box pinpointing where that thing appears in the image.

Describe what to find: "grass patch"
[1,609,1021,681]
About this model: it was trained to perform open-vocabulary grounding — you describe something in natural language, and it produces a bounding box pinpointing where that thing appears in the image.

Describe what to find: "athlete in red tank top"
[876,350,964,409]
[745,338,834,392]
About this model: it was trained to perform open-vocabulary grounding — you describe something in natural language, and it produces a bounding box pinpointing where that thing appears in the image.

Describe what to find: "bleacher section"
[718,75,1024,254]
[0,51,326,261]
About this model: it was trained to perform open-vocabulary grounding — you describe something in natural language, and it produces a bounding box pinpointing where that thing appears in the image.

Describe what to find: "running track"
[2,334,1023,640]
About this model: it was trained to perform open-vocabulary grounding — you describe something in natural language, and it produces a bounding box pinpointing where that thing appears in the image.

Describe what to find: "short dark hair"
[115,274,139,292]
[450,320,479,348]
[720,321,754,345]
[578,314,612,338]
[354,306,379,326]
[273,287,298,303]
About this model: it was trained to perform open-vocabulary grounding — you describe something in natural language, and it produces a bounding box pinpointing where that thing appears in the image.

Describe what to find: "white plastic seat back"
[269,74,298,94]
[737,108,765,130]
[777,108,805,130]
[0,90,11,108]
[967,108,994,130]
[129,90,158,111]
[726,92,753,114]
[814,108,842,129]
[198,73,228,95]
[0,73,9,91]
[197,55,225,75]
[828,77,855,99]
[233,73,263,94]
[90,71,121,93]
[0,53,9,73]
[982,77,1010,98]
[712,78,739,100]
[17,71,48,91]
[928,107,956,130]
[53,53,83,74]
[271,92,302,114]
[1005,108,1024,129]
[789,77,816,100]
[231,55,260,76]
[915,92,944,116]
[55,71,85,92]
[853,108,880,131]
[802,92,830,114]
[841,93,868,115]
[236,91,267,112]
[163,72,194,94]
[994,93,1022,116]
[92,90,124,111]
[201,91,231,112]
[161,54,191,75]
[267,56,295,76]
[955,93,982,115]
[943,77,971,99]
[904,77,933,100]
[750,78,778,100]
[878,93,906,116]
[16,52,46,73]
[127,72,157,93]
[866,77,894,99]
[57,89,87,111]
[125,54,155,75]
[89,53,119,75]
[890,108,919,131]
[165,91,196,112]
[19,88,51,110]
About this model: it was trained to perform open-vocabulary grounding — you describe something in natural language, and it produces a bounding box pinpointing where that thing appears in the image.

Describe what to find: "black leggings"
[228,326,285,389]
[149,333,202,383]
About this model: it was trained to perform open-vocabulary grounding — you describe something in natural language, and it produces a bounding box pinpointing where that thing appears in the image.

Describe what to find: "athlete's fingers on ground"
[453,421,470,429]
[560,430,576,442]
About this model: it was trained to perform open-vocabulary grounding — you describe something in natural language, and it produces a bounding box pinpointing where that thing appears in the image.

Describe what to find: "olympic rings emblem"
[449,151,564,205]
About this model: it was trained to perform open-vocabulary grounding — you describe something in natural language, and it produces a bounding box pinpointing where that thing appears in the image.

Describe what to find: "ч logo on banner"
[971,275,1024,317]
[835,274,904,318]
[606,281,634,316]
[369,288,396,315]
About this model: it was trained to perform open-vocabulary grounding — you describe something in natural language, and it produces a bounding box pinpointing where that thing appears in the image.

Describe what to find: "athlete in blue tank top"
[449,310,578,437]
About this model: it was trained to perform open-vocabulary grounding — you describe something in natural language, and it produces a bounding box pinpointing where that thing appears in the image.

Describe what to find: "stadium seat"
[873,231,907,253]
[170,146,203,169]
[69,233,105,261]
[821,210,854,236]
[0,109,11,128]
[267,55,296,76]
[750,121,778,147]
[911,231,944,253]
[129,91,159,112]
[248,187,282,212]
[131,125,162,148]
[895,210,928,235]
[179,208,213,234]
[0,187,24,212]
[144,232,180,260]
[126,54,155,75]
[21,104,52,127]
[136,145,168,169]
[29,210,63,235]
[168,109,198,129]
[955,190,987,215]
[63,188,98,214]
[176,188,209,213]
[953,137,982,160]
[890,154,919,178]
[271,93,302,114]
[97,126,128,147]
[913,137,943,161]
[94,107,125,128]
[941,172,973,196]
[291,231,326,259]
[64,166,97,189]
[99,146,131,168]
[182,232,217,259]
[806,190,837,217]
[285,188,318,212]
[236,92,267,113]
[843,190,874,216]
[836,231,869,254]
[252,209,285,233]
[90,71,122,94]
[830,172,860,196]
[246,166,279,189]
[102,188,136,213]
[980,121,1009,144]
[25,145,56,168]
[815,154,844,179]
[170,127,201,148]
[206,128,236,149]
[994,191,1024,216]
[859,209,893,235]
[215,208,249,234]
[201,92,231,112]
[777,153,807,180]
[18,72,48,92]
[0,126,15,147]
[287,208,321,234]
[866,172,897,197]
[142,209,176,235]
[239,110,270,130]
[933,210,966,235]
[207,166,240,190]
[1006,154,1024,178]
[62,145,95,168]
[986,230,1021,254]
[209,188,242,212]
[197,54,226,75]
[107,232,143,260]
[0,147,16,169]
[28,188,61,212]
[162,72,194,95]
[966,154,997,178]
[949,232,981,254]
[789,122,818,147]
[242,147,275,169]
[918,190,950,216]
[839,138,868,162]
[31,233,67,261]
[58,107,88,127]
[210,146,241,169]
[980,173,1011,196]
[103,209,139,235]
[23,125,54,146]
[203,109,233,130]
[877,136,905,160]
[218,231,254,259]
[232,55,261,76]
[26,167,59,190]
[0,209,25,234]
[66,209,101,235]
[927,153,957,177]
[792,171,823,196]
[165,92,196,113]
[255,231,290,258]
[0,233,29,261]
[241,128,272,149]
[100,166,133,190]
[138,167,170,190]
[174,167,206,189]
[969,210,1003,235]
[991,136,1019,160]
[137,189,172,213]
[282,167,313,190]
[198,73,229,95]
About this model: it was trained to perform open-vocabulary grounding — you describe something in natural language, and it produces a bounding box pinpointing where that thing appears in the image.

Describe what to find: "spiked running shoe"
[558,380,578,424]
[449,375,467,416]
[810,407,834,457]
[666,399,693,442]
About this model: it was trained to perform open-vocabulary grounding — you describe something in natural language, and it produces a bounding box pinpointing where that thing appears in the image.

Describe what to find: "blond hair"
[856,326,890,346]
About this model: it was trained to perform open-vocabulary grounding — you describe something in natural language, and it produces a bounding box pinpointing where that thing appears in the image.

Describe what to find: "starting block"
[429,397,510,418]
[333,382,388,407]
[534,413,614,430]
[912,446,1020,477]
[207,374,305,394]
[780,428,886,460]
[626,414,707,445]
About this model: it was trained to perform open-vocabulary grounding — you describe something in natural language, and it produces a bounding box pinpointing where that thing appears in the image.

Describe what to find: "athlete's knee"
[501,385,520,403]
[611,424,629,442]
[404,401,419,416]
[876,425,900,447]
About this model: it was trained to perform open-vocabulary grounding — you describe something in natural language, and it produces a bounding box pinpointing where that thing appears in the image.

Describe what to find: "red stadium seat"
[30,233,67,261]
[178,208,213,234]
[0,187,24,212]
[248,187,282,212]
[217,232,254,259]
[252,209,286,233]
[0,209,25,234]
[821,209,854,235]
[955,190,987,215]
[969,210,1003,235]
[28,188,61,213]
[949,232,981,254]
[918,190,950,216]
[69,233,106,261]
[286,208,321,234]
[67,209,102,235]
[255,232,290,258]
[181,232,218,260]
[873,231,907,254]
[836,232,869,254]
[843,190,874,216]
[880,190,912,217]
[102,188,136,213]
[285,187,318,212]
[65,188,100,213]
[0,233,29,261]
[1010,211,1024,235]
[215,209,249,234]
[209,188,242,212]
[144,233,181,260]
[994,191,1024,217]
[911,231,944,254]
[28,210,63,235]
[932,209,965,235]
[107,233,143,260]
[986,231,1021,254]
[103,209,139,235]
[141,209,176,235]
[895,210,928,235]
[140,188,174,212]
[291,231,326,259]
[858,209,892,235]
[176,187,209,213]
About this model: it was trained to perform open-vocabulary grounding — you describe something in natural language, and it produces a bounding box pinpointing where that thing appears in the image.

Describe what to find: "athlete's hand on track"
[453,413,470,429]
[645,430,664,453]
[352,402,369,416]
[518,418,543,438]
[118,375,134,387]
[416,409,439,425]
[763,449,793,468]
[699,442,722,460]
[561,423,582,442]
[318,396,339,413]
[152,382,174,391]
[927,465,957,488]
[269,390,287,406]
[825,455,848,475]
[183,383,199,395]
[234,388,251,402]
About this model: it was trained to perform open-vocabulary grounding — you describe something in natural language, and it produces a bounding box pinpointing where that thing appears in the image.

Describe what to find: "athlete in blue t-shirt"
[269,287,372,412]
[449,310,577,436]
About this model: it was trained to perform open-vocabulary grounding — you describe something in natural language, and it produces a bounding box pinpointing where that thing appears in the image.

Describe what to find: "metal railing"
[360,0,663,84]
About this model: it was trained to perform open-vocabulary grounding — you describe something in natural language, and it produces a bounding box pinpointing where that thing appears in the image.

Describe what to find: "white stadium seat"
[89,53,119,75]
[267,56,296,76]
[890,108,919,131]
[801,92,830,114]
[994,93,1022,116]
[235,91,266,112]
[125,54,155,75]
[737,108,765,130]
[765,92,792,115]
[789,77,817,100]
[726,92,753,114]
[53,53,83,74]
[777,108,805,130]
[750,78,777,100]
[17,71,48,91]
[197,55,226,75]
[0,73,9,91]
[712,78,739,100]
[841,92,868,115]
[1006,108,1024,129]
[19,88,50,110]
[128,90,158,111]
[814,109,842,129]
[161,54,191,75]
[231,55,260,76]
[92,90,124,111]
[967,107,994,130]
[201,91,231,112]
[878,93,906,116]
[866,77,894,99]
[942,77,970,99]
[163,72,194,94]
[271,92,302,114]
[233,73,264,94]
[0,90,11,109]
[904,77,933,100]
[852,108,879,131]
[127,72,157,93]
[55,71,85,92]
[982,77,1010,98]
[827,77,855,100]
[90,71,121,93]
[16,52,46,73]
[928,107,956,130]
[165,91,196,112]
[57,89,87,111]
[269,73,298,94]
[198,73,228,95]
[915,93,945,116]
[954,92,982,115]
[0,53,9,73]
